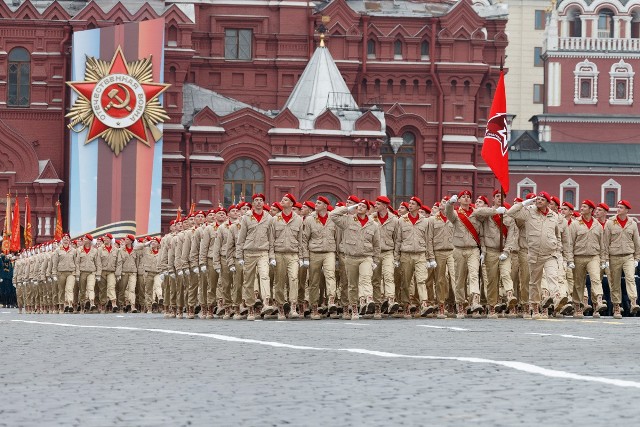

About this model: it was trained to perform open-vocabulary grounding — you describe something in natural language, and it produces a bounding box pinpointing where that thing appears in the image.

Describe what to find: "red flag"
[189,201,196,216]
[481,70,510,193]
[2,194,10,254]
[54,200,63,241]
[175,206,182,222]
[10,197,20,252]
[24,196,33,248]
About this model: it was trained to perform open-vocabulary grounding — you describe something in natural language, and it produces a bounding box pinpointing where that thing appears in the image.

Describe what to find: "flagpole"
[499,186,504,254]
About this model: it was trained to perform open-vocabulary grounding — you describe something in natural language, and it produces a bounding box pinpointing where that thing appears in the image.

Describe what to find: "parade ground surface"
[2,311,640,426]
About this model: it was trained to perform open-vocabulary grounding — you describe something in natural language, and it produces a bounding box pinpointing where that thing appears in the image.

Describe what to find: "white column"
[560,17,569,38]
[37,216,43,236]
[614,16,621,39]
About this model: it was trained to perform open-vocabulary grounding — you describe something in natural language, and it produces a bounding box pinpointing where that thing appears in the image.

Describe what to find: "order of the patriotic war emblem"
[66,46,170,156]
[485,113,509,156]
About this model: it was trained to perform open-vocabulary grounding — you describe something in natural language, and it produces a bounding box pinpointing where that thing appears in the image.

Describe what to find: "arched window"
[367,39,376,59]
[568,9,582,37]
[167,25,178,47]
[601,178,621,206]
[609,59,634,105]
[598,8,615,38]
[517,177,537,200]
[8,47,30,107]
[223,157,264,206]
[574,59,598,104]
[382,131,415,206]
[420,40,429,59]
[394,39,403,60]
[560,178,579,205]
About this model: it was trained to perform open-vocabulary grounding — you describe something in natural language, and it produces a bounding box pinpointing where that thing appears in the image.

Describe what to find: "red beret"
[252,193,266,201]
[458,190,472,198]
[126,234,135,242]
[214,207,227,214]
[283,193,297,204]
[273,202,283,212]
[410,196,422,205]
[228,204,237,211]
[97,236,104,242]
[207,209,216,215]
[293,202,303,209]
[376,196,391,205]
[84,233,93,241]
[442,196,450,202]
[347,195,360,204]
[477,195,489,205]
[72,240,77,245]
[137,238,145,243]
[105,233,113,239]
[562,201,574,210]
[503,202,512,209]
[317,196,331,206]
[420,205,432,214]
[264,203,271,211]
[537,191,551,202]
[550,196,561,207]
[400,202,409,209]
[573,211,580,217]
[492,189,504,197]
[336,201,346,207]
[195,210,205,216]
[513,197,523,203]
[526,193,536,200]
[433,201,440,208]
[62,233,70,239]
[169,220,176,226]
[152,236,161,243]
[618,200,632,209]
[304,200,316,210]
[145,236,152,241]
[582,199,596,209]
[327,205,334,212]
[597,202,610,212]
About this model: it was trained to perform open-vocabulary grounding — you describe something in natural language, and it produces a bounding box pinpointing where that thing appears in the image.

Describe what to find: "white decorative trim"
[189,125,225,133]
[268,151,384,166]
[560,178,579,205]
[189,155,224,162]
[601,178,621,204]
[163,154,186,160]
[517,177,537,198]
[609,59,634,105]
[574,59,598,104]
[442,135,479,142]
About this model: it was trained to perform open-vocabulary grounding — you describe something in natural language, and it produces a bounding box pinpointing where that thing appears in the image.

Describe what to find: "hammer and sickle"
[105,83,132,112]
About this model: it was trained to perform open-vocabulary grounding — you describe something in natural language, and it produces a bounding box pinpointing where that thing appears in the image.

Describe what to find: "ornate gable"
[274,108,300,129]
[314,109,341,130]
[104,1,135,22]
[386,103,407,117]
[37,160,61,181]
[132,3,161,22]
[354,111,381,131]
[41,2,71,21]
[510,132,543,152]
[73,2,107,21]
[14,1,40,20]
[162,4,194,25]
[439,0,484,40]
[0,1,12,19]
[192,106,221,127]
[220,108,273,138]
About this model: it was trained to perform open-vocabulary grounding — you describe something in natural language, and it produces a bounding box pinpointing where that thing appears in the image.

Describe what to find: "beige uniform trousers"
[452,247,480,303]
[79,272,96,304]
[63,274,78,306]
[15,284,24,308]
[218,261,232,305]
[297,265,308,304]
[175,272,185,307]
[511,251,530,304]
[242,251,270,306]
[528,255,559,304]
[337,253,348,304]
[144,274,163,307]
[203,260,220,307]
[186,269,198,308]
[56,272,72,306]
[102,272,117,303]
[372,250,396,303]
[609,254,637,304]
[231,261,243,306]
[541,255,569,298]
[433,250,454,304]
[274,253,299,305]
[167,273,177,306]
[121,272,137,306]
[484,249,514,306]
[344,255,373,304]
[572,255,602,304]
[308,252,336,306]
[399,252,428,305]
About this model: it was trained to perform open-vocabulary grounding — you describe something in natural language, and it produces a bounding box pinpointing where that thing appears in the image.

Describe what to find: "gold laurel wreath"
[66,50,170,156]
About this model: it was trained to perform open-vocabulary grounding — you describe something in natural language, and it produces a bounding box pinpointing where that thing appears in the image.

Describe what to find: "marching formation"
[9,191,640,321]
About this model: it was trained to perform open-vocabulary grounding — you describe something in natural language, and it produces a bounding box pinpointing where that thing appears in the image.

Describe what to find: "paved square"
[2,311,640,426]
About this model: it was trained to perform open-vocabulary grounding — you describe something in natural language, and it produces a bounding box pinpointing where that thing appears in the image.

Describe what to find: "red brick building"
[0,0,508,239]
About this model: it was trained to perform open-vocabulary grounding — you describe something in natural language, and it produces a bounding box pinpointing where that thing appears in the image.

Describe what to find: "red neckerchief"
[439,213,447,223]
[126,246,133,254]
[583,217,593,229]
[318,213,328,226]
[282,211,293,223]
[408,213,420,225]
[598,219,606,229]
[252,210,263,222]
[539,208,549,216]
[62,245,69,252]
[461,207,474,217]
[358,215,369,227]
[378,213,388,225]
[83,247,91,254]
[105,246,112,253]
[152,249,159,255]
[492,214,508,238]
[618,216,628,229]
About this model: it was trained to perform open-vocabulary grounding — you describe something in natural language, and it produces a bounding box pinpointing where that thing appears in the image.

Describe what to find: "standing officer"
[371,196,399,318]
[120,234,139,313]
[99,233,121,312]
[52,234,77,313]
[77,234,102,312]
[603,200,640,318]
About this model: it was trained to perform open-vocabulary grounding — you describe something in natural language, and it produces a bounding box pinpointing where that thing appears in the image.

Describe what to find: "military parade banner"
[66,19,169,238]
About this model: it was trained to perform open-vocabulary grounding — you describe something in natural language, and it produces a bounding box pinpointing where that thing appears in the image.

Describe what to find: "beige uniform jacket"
[329,207,381,263]
[76,246,102,276]
[302,212,337,259]
[167,232,178,272]
[393,213,434,261]
[14,259,22,284]
[172,231,186,270]
[507,203,561,261]
[188,225,204,268]
[473,207,518,253]
[429,213,455,251]
[225,220,242,267]
[371,211,398,252]
[139,248,161,275]
[603,216,640,260]
[236,211,273,259]
[567,216,604,261]
[182,228,197,270]
[444,203,482,248]
[269,211,303,258]
[52,246,77,275]
[198,223,218,266]
[118,246,138,274]
[41,252,53,281]
[212,221,232,270]
[99,245,121,275]
[158,234,171,272]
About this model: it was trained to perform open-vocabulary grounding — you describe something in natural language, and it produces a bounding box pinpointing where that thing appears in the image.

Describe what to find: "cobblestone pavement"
[2,310,640,426]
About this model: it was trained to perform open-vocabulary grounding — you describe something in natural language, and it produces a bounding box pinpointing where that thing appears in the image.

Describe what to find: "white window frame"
[601,178,621,204]
[560,178,579,205]
[609,59,634,105]
[574,59,598,104]
[517,177,537,199]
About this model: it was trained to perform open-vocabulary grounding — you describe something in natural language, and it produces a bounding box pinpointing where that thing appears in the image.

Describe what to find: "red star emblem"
[67,46,169,145]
